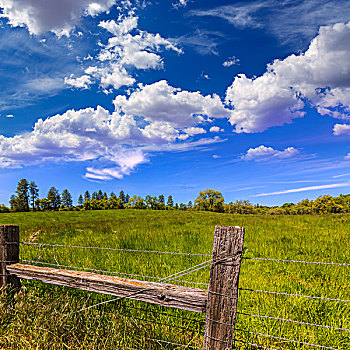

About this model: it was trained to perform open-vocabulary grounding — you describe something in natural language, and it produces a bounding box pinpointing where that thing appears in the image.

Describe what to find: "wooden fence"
[1,224,349,349]
[0,224,244,350]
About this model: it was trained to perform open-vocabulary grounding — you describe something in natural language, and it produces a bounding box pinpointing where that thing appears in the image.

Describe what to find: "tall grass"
[0,210,349,349]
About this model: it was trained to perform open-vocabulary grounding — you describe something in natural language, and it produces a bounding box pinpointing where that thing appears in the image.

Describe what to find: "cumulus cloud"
[209,126,224,133]
[173,0,189,9]
[0,0,117,36]
[183,127,206,136]
[0,80,228,178]
[64,74,93,89]
[113,80,231,128]
[242,145,300,161]
[66,15,181,92]
[333,124,350,136]
[223,56,240,67]
[225,22,350,133]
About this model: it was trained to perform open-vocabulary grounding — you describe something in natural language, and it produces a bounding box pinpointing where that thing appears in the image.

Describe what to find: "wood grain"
[0,225,20,290]
[203,226,245,350]
[7,263,207,313]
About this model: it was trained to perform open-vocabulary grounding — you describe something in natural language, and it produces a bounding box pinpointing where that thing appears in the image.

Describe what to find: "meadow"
[0,210,349,349]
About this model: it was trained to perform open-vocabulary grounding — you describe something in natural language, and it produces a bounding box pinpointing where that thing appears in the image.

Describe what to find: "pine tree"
[29,181,39,211]
[91,191,97,199]
[167,195,174,207]
[97,190,103,200]
[78,194,83,206]
[158,194,165,205]
[84,190,91,202]
[125,194,130,203]
[9,195,18,211]
[14,178,30,211]
[110,192,117,199]
[47,187,61,210]
[119,190,126,203]
[61,189,73,207]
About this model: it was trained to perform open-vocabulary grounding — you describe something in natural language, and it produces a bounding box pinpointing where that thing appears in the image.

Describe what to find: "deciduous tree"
[194,189,224,212]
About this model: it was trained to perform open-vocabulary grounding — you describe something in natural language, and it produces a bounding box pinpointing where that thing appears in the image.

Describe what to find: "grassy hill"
[0,210,349,349]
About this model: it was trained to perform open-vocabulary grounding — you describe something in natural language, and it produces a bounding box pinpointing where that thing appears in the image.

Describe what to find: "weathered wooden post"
[0,225,21,291]
[203,226,245,350]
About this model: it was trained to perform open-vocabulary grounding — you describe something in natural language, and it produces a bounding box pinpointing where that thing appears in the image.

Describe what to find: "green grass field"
[0,210,349,349]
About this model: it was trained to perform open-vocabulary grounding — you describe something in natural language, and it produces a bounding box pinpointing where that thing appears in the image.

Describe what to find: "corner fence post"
[0,225,21,291]
[203,226,245,350]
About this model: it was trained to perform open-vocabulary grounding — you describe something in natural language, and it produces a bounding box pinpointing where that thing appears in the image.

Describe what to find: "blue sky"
[0,0,350,206]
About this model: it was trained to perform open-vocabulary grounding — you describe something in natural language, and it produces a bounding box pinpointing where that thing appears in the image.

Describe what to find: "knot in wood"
[157,293,166,300]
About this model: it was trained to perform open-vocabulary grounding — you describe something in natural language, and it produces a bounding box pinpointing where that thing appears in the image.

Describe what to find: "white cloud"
[99,16,138,36]
[255,183,350,196]
[84,65,135,91]
[333,124,350,136]
[0,80,230,178]
[242,145,300,161]
[0,0,117,36]
[64,74,93,89]
[84,149,147,180]
[113,80,231,128]
[183,127,206,136]
[67,15,181,92]
[209,126,224,133]
[225,22,350,133]
[188,3,264,30]
[173,29,222,55]
[223,56,240,67]
[5,114,14,118]
[345,153,350,160]
[0,106,144,176]
[173,0,189,9]
[188,0,350,45]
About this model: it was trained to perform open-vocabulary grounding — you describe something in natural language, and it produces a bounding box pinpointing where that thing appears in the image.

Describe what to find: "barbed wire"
[204,334,231,344]
[20,241,350,267]
[240,287,350,303]
[19,260,209,287]
[206,312,349,333]
[243,256,350,266]
[146,338,201,349]
[237,329,340,350]
[125,304,206,324]
[71,252,242,315]
[132,315,200,333]
[20,241,211,257]
[234,338,278,350]
[238,312,350,332]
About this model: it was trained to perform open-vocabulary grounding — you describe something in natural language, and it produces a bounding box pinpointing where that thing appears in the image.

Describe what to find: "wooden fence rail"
[0,224,245,350]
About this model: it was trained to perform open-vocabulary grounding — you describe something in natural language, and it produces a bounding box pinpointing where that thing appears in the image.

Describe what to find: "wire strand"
[240,287,350,303]
[243,256,350,267]
[20,241,211,257]
[19,260,209,287]
[237,329,340,350]
[238,312,350,332]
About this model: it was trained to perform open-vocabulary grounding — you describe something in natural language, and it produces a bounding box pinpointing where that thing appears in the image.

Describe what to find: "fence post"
[0,225,21,291]
[203,226,245,350]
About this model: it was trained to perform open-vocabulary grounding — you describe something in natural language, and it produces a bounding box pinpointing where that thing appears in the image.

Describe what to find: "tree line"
[1,179,350,215]
[1,178,188,212]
